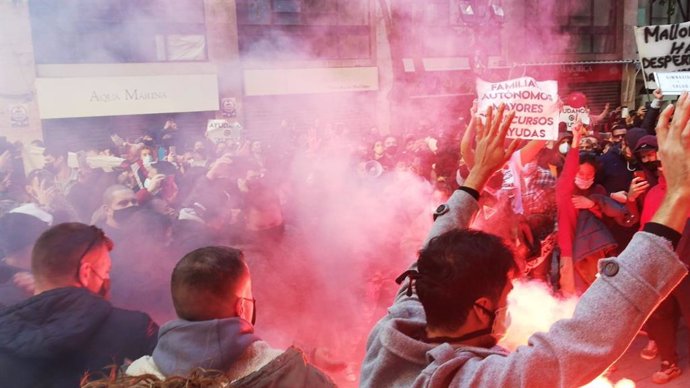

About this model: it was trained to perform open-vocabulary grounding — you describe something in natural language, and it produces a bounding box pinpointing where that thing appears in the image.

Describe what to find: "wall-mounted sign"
[243,67,378,96]
[35,74,219,119]
[9,104,29,127]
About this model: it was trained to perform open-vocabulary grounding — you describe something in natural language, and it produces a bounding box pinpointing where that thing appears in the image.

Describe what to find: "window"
[236,0,371,61]
[641,0,690,26]
[29,0,207,64]
[527,0,619,54]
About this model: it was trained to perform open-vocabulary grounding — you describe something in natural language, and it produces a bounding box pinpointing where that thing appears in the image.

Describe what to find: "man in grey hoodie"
[126,245,335,387]
[360,100,690,388]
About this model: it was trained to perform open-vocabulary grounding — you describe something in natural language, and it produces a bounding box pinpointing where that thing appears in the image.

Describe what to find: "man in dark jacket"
[0,222,158,388]
[126,246,335,388]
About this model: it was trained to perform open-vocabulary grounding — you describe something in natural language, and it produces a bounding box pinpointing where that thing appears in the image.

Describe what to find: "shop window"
[526,0,620,54]
[29,0,207,64]
[236,0,371,61]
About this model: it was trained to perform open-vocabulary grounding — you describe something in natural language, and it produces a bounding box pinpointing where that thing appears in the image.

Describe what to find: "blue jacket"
[0,287,158,388]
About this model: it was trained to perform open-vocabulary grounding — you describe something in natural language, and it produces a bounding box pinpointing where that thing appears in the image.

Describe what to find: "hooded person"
[126,246,335,388]
[0,222,158,388]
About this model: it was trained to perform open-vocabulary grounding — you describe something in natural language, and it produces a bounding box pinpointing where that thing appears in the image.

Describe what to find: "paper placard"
[206,119,242,143]
[476,77,559,140]
[655,72,690,95]
[559,105,590,131]
[635,22,690,89]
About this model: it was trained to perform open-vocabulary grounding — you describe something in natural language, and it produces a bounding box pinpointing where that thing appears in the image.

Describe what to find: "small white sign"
[476,77,560,140]
[559,105,591,131]
[206,119,242,143]
[655,72,690,95]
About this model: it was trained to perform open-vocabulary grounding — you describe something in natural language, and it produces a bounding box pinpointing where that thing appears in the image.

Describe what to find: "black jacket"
[0,287,158,388]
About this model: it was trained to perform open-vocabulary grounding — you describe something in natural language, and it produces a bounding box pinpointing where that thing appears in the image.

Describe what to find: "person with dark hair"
[556,125,639,295]
[126,246,335,387]
[360,99,690,387]
[0,212,50,307]
[43,146,78,195]
[0,222,158,388]
[92,184,138,241]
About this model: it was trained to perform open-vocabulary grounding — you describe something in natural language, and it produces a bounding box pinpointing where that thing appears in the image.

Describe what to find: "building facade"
[0,0,686,148]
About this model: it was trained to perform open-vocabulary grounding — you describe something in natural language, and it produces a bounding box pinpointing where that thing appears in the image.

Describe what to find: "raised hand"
[463,104,518,191]
[651,92,690,232]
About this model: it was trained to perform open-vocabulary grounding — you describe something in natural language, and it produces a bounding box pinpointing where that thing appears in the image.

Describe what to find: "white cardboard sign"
[654,72,690,95]
[476,77,559,140]
[635,22,690,89]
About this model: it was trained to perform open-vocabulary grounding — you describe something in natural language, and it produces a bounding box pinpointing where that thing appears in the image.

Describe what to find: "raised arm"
[453,93,690,388]
[395,105,518,301]
[423,104,518,246]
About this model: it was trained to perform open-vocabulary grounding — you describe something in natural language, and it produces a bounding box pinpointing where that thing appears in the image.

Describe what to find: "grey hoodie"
[152,318,259,376]
[360,188,688,388]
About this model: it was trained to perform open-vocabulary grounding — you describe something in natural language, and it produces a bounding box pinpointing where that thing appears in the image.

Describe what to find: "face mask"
[643,160,661,172]
[112,205,138,224]
[574,176,594,190]
[473,303,510,340]
[142,155,153,166]
[385,145,399,155]
[491,306,510,340]
[558,143,570,155]
[97,278,111,300]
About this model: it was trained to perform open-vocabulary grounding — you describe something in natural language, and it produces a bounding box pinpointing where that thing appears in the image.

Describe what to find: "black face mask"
[112,205,139,225]
[385,145,399,155]
[97,278,111,300]
[643,160,661,172]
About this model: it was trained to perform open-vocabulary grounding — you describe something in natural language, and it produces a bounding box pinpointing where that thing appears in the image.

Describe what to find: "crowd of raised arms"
[1,88,690,387]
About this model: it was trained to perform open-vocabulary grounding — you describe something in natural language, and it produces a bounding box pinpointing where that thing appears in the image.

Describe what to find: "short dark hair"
[171,246,247,321]
[416,229,516,332]
[31,223,113,282]
[43,146,68,160]
[578,152,600,170]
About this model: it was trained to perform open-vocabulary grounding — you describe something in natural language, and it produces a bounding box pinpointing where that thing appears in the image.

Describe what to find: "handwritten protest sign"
[635,21,690,89]
[559,105,590,131]
[476,77,559,140]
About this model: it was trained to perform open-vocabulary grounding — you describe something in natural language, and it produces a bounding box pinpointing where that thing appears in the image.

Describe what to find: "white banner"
[559,105,590,131]
[476,77,559,141]
[35,74,219,119]
[243,67,378,96]
[635,22,690,89]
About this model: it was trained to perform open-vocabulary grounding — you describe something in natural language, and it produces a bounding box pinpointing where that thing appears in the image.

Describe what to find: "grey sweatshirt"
[360,188,688,388]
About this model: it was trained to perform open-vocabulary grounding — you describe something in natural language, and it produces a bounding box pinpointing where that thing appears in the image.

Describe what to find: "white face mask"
[558,143,570,155]
[491,306,510,340]
[142,155,154,166]
[574,176,594,190]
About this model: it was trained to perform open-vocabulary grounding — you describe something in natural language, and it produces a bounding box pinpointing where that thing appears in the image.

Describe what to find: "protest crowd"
[2,71,690,387]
